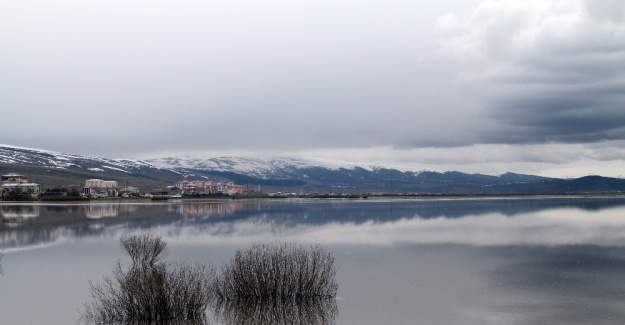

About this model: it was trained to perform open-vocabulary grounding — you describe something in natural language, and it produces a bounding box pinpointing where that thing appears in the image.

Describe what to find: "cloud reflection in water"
[2,198,625,251]
[167,204,625,247]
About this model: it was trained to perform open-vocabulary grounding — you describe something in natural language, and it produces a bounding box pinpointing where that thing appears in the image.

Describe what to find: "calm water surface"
[2,197,625,324]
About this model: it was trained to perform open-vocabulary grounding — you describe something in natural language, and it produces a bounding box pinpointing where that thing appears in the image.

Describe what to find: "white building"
[1,173,29,184]
[85,179,118,188]
[175,180,245,195]
[1,173,40,199]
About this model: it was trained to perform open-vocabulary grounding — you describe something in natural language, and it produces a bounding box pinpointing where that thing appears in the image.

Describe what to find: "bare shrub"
[210,298,338,325]
[81,234,214,324]
[212,243,337,303]
[121,234,167,268]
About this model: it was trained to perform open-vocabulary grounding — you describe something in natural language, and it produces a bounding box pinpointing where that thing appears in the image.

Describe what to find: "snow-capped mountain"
[143,154,558,193]
[1,144,624,194]
[0,144,166,173]
[145,155,377,179]
[0,144,186,185]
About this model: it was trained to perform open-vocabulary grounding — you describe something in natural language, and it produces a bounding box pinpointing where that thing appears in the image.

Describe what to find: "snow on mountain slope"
[0,144,162,173]
[0,144,81,167]
[0,144,410,179]
[145,156,350,179]
[0,144,551,188]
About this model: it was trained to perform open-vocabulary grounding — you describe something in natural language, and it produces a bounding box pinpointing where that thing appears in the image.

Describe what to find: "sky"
[2,0,625,178]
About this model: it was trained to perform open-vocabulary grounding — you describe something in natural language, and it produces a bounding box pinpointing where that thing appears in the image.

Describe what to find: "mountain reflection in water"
[3,197,625,250]
[3,197,625,324]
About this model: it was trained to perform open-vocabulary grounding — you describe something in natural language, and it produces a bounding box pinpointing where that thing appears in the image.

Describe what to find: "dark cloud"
[440,0,625,146]
[2,0,625,176]
[485,91,625,144]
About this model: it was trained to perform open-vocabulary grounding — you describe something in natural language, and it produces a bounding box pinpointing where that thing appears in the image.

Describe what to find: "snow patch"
[101,165,131,173]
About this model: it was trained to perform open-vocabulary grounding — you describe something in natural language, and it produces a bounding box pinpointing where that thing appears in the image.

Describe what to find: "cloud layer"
[1,0,625,176]
[439,0,625,145]
[0,0,484,154]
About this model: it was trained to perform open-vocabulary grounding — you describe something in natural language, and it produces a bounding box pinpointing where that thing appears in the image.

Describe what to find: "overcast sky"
[2,0,625,177]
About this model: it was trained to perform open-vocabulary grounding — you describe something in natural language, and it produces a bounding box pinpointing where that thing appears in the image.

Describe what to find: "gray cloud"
[2,0,625,177]
[439,0,625,145]
[1,0,488,157]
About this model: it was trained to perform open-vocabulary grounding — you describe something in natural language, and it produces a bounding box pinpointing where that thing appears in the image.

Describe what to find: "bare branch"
[82,235,213,324]
[212,243,338,304]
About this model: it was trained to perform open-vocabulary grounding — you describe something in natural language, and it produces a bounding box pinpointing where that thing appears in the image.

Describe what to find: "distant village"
[0,172,251,201]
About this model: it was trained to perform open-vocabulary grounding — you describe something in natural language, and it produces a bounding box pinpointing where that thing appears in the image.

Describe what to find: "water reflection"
[3,198,625,250]
[3,198,625,325]
[81,318,209,325]
[210,299,338,325]
[84,205,119,218]
[167,201,245,218]
[1,205,39,226]
[480,244,625,324]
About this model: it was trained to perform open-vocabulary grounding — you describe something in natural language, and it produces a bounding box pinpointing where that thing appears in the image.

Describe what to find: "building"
[1,173,41,199]
[1,173,28,183]
[118,186,140,197]
[175,180,245,195]
[85,179,118,188]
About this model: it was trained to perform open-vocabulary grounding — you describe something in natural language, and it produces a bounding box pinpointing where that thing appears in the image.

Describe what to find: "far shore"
[2,192,625,203]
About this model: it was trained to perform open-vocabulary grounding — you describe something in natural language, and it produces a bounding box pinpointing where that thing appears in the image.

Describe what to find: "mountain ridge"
[0,144,624,194]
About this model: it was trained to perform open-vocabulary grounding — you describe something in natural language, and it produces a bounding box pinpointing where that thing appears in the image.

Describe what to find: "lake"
[2,197,625,324]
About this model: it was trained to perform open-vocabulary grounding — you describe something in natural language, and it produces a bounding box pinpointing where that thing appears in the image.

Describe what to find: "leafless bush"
[210,298,338,325]
[82,238,338,324]
[81,235,214,324]
[121,234,167,268]
[212,243,337,303]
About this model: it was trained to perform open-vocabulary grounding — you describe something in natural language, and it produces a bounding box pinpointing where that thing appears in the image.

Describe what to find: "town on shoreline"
[3,172,625,202]
[1,172,254,201]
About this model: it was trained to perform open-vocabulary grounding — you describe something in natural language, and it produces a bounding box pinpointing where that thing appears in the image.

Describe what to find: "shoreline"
[2,192,625,203]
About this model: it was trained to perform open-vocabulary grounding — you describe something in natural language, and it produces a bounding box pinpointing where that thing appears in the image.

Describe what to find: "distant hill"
[0,144,183,190]
[1,144,625,194]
